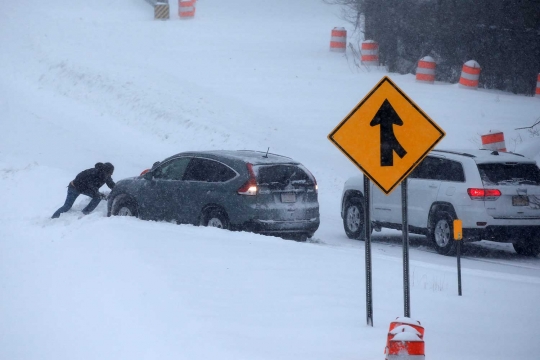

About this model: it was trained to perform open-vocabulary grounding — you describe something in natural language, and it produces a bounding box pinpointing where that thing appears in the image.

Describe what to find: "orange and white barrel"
[536,74,540,97]
[385,317,424,357]
[361,40,379,66]
[386,332,425,360]
[459,60,481,89]
[330,27,346,52]
[179,0,195,19]
[386,325,422,353]
[481,130,506,152]
[415,56,436,84]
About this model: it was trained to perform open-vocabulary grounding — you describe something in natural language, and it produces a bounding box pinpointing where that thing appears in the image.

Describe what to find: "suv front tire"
[343,196,365,240]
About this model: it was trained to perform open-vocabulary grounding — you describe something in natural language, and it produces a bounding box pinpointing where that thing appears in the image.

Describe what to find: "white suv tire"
[429,211,458,255]
[343,196,365,240]
[513,241,540,256]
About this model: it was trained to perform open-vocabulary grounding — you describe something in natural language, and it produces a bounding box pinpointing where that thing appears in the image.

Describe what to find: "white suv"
[341,149,540,256]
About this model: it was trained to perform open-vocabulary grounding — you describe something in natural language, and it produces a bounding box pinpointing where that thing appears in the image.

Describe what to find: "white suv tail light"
[467,188,501,201]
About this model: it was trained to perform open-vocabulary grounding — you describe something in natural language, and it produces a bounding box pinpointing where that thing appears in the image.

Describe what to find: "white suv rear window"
[477,163,540,186]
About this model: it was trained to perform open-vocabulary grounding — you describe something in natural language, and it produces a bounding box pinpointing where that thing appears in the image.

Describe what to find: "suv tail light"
[467,188,501,201]
[237,163,258,196]
[304,168,318,193]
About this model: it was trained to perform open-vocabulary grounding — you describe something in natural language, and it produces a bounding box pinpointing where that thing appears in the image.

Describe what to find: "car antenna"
[263,147,270,158]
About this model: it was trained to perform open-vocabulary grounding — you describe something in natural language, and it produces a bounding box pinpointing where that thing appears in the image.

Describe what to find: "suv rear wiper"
[497,178,539,186]
[518,180,539,185]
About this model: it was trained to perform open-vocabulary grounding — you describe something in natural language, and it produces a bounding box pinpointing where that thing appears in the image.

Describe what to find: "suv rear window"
[255,165,313,186]
[477,163,540,185]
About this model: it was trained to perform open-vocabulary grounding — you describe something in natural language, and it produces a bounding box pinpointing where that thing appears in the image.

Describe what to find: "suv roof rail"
[477,149,526,158]
[432,149,476,158]
[238,150,293,159]
[506,152,525,157]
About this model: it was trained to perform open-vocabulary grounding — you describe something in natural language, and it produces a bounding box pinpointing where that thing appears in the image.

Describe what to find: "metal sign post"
[401,178,410,317]
[364,176,373,326]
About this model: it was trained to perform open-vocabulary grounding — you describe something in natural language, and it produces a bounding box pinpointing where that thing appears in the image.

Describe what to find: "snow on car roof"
[433,149,537,164]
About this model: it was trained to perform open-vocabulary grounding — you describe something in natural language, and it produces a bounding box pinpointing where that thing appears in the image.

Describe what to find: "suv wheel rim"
[208,217,224,228]
[434,219,450,247]
[346,205,361,232]
[118,207,132,216]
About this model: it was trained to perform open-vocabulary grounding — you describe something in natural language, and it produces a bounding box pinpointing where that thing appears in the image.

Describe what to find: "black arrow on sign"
[370,99,407,166]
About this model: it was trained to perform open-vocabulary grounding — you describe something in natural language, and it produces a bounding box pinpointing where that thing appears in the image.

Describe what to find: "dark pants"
[51,185,101,219]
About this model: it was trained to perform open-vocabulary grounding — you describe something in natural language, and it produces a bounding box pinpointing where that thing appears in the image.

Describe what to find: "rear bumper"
[463,225,540,242]
[243,218,320,236]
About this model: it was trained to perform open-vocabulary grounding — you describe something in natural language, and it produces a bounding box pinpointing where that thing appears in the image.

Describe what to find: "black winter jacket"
[71,163,115,198]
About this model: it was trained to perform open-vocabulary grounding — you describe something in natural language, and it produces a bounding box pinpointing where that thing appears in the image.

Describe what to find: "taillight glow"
[238,163,258,196]
[303,167,318,193]
[467,188,501,200]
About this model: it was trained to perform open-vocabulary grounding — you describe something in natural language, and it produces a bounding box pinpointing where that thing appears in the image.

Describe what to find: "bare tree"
[323,0,365,31]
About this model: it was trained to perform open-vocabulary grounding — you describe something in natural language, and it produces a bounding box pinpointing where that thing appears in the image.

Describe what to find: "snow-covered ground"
[1,0,540,359]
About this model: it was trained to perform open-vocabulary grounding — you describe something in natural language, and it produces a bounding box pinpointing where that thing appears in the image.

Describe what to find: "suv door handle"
[429,185,438,189]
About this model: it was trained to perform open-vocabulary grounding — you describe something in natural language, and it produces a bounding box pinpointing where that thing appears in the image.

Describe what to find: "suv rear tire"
[204,209,229,230]
[513,241,540,256]
[343,196,367,240]
[429,211,457,256]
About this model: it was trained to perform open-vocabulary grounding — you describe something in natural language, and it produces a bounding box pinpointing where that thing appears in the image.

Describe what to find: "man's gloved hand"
[99,192,108,200]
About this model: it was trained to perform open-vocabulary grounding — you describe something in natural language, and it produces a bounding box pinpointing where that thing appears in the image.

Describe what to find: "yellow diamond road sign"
[328,76,445,195]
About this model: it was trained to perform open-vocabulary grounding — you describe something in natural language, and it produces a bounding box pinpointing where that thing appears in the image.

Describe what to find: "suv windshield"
[477,163,540,186]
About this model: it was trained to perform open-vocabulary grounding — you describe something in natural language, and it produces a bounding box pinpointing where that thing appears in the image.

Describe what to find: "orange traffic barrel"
[361,40,379,66]
[386,324,423,347]
[386,332,425,360]
[179,0,195,19]
[416,56,436,84]
[385,317,424,357]
[536,74,540,97]
[330,27,346,52]
[481,130,506,152]
[459,60,481,89]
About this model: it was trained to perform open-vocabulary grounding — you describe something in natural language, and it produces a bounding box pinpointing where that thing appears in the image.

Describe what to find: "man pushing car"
[51,162,115,219]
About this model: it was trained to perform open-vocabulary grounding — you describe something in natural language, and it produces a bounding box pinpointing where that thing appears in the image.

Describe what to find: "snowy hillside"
[1,1,540,359]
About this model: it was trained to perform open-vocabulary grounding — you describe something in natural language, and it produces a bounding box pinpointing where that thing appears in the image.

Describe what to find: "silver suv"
[341,149,540,255]
[108,150,320,240]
